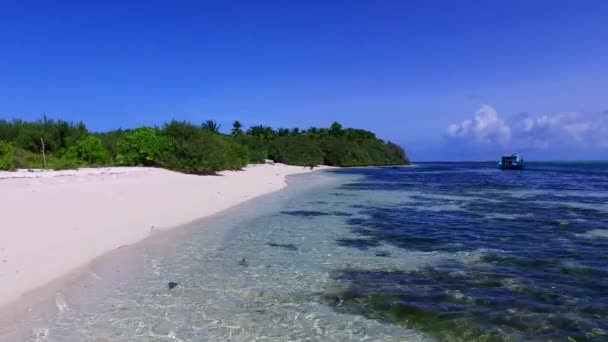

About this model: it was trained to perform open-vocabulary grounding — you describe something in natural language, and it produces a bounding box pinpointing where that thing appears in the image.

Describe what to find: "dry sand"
[0,164,325,308]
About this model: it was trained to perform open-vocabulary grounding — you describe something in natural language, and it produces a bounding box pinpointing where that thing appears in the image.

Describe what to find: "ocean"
[24,163,608,341]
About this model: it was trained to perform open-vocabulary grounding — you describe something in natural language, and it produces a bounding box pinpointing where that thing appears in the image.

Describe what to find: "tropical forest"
[0,118,409,174]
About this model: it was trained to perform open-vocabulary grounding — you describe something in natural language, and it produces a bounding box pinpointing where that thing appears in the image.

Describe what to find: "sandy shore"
[0,164,325,308]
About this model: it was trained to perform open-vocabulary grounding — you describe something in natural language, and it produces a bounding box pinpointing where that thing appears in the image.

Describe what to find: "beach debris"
[239,258,249,267]
[168,282,179,290]
[267,242,298,251]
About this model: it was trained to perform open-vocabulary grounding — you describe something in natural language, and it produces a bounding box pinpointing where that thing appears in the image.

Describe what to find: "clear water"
[21,163,608,341]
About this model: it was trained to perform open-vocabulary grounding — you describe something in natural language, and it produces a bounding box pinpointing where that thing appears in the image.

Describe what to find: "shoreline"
[0,166,342,341]
[0,164,331,312]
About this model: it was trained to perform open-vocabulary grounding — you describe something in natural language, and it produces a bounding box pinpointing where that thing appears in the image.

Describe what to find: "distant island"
[0,118,409,174]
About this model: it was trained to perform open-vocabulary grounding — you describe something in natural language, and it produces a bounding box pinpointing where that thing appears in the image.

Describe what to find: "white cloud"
[514,112,597,148]
[445,106,608,151]
[445,105,511,145]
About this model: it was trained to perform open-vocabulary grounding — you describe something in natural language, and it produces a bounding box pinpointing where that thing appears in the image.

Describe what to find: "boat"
[499,153,523,170]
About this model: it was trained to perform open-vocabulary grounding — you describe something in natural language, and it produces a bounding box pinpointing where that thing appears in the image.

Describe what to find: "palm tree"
[231,120,244,136]
[201,120,221,134]
[246,125,264,138]
[247,125,275,140]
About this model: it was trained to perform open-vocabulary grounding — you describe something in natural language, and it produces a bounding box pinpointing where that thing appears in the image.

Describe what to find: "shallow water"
[17,163,608,341]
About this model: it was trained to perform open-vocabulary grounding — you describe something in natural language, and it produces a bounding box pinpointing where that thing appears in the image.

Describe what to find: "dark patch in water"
[281,210,330,217]
[347,217,367,225]
[329,192,356,197]
[336,238,380,250]
[267,242,298,251]
[281,210,352,217]
[168,282,179,290]
[326,264,607,341]
[351,204,371,209]
[330,211,353,217]
[327,163,608,340]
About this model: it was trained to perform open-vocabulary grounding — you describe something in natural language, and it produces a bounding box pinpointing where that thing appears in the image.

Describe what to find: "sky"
[1,0,607,161]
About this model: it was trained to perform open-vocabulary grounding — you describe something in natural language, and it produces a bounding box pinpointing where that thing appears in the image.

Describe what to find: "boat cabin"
[499,153,523,170]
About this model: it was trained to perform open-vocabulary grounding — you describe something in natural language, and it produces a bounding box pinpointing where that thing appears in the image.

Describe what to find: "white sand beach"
[0,164,324,308]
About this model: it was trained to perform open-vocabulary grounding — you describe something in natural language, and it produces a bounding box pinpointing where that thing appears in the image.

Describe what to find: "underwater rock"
[239,258,249,266]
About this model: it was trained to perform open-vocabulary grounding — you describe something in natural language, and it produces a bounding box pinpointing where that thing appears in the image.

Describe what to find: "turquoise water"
[22,163,608,341]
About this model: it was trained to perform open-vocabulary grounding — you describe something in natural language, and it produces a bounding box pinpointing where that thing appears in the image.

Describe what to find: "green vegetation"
[161,120,248,174]
[269,136,324,166]
[116,127,173,166]
[0,141,16,170]
[63,135,110,166]
[0,117,409,174]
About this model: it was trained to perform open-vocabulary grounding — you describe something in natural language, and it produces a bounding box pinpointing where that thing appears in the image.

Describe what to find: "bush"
[117,127,173,166]
[8,147,82,171]
[322,138,351,166]
[63,135,110,166]
[46,154,81,170]
[320,136,409,166]
[97,130,125,161]
[360,141,385,165]
[321,138,370,166]
[269,136,323,166]
[162,121,249,174]
[384,141,409,165]
[4,118,88,154]
[0,141,16,171]
[163,120,200,141]
[13,149,44,169]
[162,133,227,174]
[225,140,250,169]
[236,136,268,163]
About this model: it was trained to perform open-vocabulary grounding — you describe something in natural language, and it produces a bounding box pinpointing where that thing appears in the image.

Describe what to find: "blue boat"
[499,153,523,170]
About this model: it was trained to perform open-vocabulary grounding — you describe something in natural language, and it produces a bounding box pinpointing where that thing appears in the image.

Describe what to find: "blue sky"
[1,1,607,161]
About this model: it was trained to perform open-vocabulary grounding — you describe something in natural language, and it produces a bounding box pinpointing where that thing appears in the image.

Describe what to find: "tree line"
[0,117,409,174]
